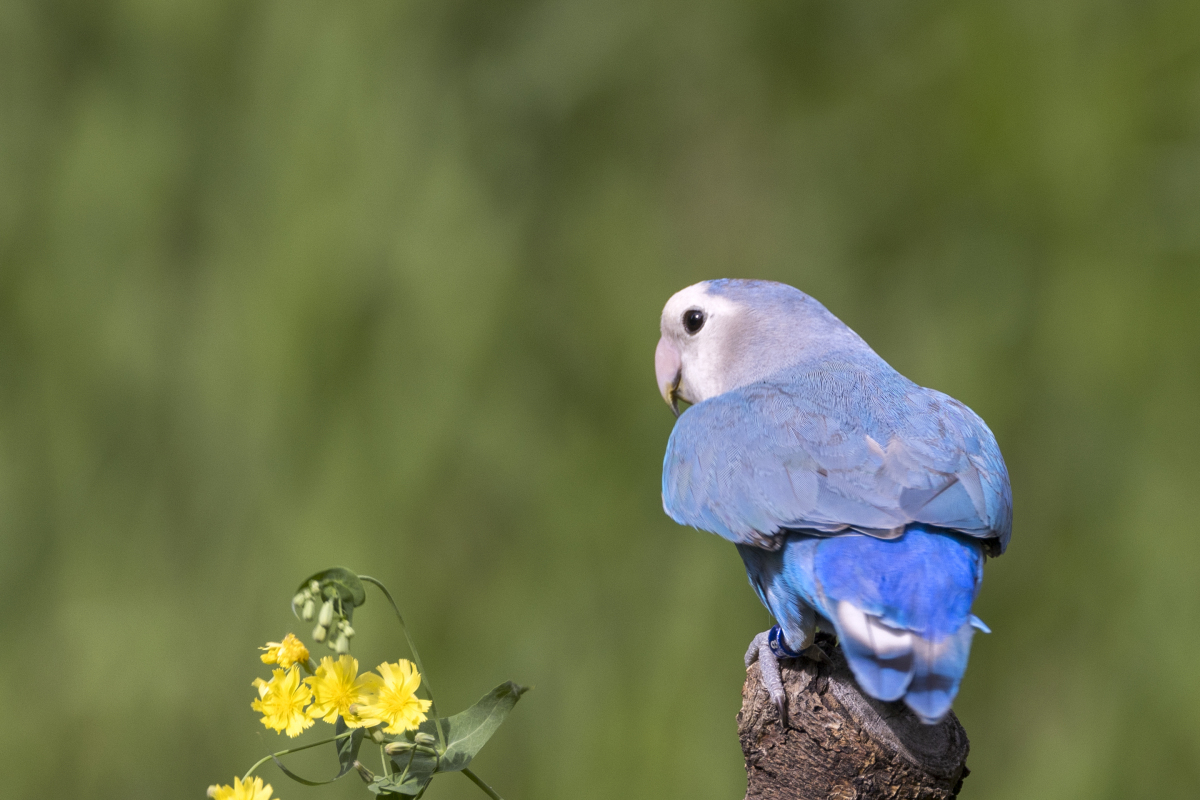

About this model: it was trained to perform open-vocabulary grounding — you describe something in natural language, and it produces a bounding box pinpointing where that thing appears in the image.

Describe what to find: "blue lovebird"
[655,280,1011,724]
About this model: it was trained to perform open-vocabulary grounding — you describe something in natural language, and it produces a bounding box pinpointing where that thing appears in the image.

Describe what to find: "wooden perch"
[738,634,970,800]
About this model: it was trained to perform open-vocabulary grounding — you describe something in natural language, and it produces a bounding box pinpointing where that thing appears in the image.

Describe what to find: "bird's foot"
[744,625,809,724]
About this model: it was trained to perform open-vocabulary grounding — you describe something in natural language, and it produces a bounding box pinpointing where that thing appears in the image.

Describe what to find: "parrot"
[655,279,1011,724]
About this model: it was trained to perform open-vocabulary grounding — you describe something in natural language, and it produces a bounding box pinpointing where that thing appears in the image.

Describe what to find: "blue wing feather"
[662,355,1011,552]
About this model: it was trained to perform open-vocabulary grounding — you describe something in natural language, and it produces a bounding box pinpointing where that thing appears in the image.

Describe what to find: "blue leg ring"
[768,624,802,658]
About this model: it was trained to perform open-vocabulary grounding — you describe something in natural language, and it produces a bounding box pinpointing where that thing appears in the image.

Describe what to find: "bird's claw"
[745,630,788,724]
[744,630,770,668]
[743,626,827,725]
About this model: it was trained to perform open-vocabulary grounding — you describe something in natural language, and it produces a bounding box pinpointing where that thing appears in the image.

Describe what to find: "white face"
[656,282,745,408]
[656,279,856,414]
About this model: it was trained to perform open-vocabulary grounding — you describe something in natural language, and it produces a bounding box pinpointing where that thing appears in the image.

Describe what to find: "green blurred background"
[2,1,1199,798]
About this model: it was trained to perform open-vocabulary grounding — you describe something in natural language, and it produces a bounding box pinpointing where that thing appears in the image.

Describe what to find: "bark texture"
[738,634,970,800]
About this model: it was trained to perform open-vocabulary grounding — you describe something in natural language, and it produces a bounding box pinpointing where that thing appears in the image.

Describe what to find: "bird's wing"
[661,371,1011,552]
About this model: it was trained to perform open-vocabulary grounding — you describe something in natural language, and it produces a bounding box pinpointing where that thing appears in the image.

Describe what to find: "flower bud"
[384,741,414,755]
[318,600,335,627]
[310,580,321,595]
[341,623,355,638]
[414,732,436,746]
[335,632,350,654]
[312,624,327,643]
[352,760,375,783]
[292,592,308,609]
[301,599,316,621]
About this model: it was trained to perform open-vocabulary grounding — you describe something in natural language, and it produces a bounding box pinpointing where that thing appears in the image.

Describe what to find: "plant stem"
[462,768,504,800]
[242,732,353,782]
[399,744,416,783]
[359,575,446,750]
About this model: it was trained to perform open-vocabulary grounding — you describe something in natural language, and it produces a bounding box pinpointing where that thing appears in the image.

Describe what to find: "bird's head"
[655,279,859,415]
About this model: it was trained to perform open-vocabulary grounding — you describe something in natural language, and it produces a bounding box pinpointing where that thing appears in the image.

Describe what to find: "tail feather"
[797,525,989,723]
[903,620,977,723]
[834,599,981,723]
[835,600,915,701]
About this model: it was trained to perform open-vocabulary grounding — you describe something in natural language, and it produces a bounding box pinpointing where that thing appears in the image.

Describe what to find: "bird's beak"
[655,336,682,417]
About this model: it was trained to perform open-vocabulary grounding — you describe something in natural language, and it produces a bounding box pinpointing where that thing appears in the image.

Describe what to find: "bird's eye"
[682,308,706,335]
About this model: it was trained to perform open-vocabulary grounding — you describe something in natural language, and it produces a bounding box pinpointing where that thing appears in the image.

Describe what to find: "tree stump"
[738,634,970,800]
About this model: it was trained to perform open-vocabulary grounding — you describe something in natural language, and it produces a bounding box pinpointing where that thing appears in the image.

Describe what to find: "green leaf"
[368,773,431,796]
[386,742,440,788]
[268,723,363,787]
[435,682,528,772]
[297,567,367,609]
[335,717,365,772]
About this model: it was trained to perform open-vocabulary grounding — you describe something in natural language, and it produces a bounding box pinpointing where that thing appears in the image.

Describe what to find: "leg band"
[768,624,802,658]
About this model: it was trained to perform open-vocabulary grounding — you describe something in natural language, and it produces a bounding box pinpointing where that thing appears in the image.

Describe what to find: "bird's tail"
[834,601,988,723]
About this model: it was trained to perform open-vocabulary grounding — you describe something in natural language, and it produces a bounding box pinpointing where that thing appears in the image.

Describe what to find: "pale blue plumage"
[657,279,1011,723]
[662,336,1011,551]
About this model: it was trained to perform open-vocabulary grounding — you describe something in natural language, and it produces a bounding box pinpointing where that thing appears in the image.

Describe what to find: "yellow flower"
[259,634,310,669]
[251,667,314,737]
[207,775,275,800]
[356,659,432,734]
[306,655,381,726]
